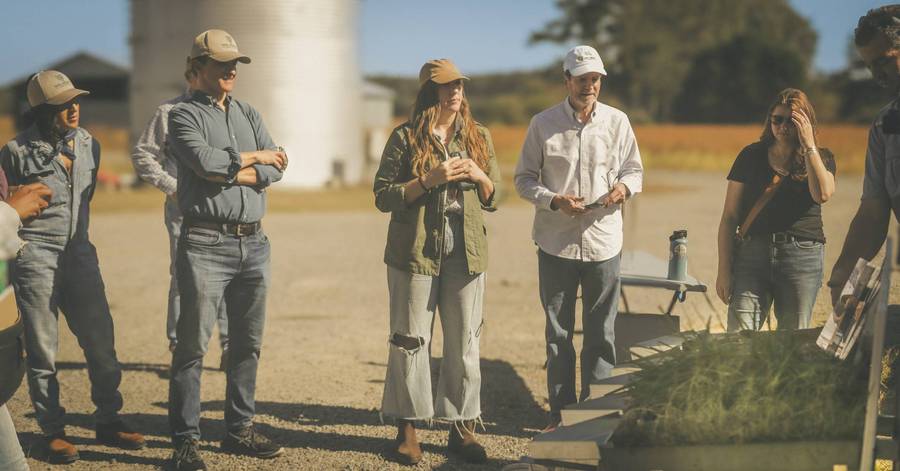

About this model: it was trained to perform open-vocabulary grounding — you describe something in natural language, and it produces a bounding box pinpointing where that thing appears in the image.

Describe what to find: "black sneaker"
[171,438,206,471]
[221,425,284,459]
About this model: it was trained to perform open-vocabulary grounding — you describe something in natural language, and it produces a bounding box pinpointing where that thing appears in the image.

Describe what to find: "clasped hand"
[423,157,487,188]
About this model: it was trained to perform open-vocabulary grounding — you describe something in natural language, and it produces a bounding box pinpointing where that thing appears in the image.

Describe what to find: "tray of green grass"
[602,329,867,471]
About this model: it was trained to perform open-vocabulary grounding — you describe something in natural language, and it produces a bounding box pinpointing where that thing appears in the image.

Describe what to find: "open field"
[490,123,870,173]
[6,169,898,470]
[0,116,870,188]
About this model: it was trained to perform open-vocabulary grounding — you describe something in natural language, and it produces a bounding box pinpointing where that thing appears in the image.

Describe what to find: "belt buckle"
[772,232,789,244]
[234,224,247,237]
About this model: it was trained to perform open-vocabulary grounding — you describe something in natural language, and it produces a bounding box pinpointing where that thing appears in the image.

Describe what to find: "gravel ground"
[7,170,892,470]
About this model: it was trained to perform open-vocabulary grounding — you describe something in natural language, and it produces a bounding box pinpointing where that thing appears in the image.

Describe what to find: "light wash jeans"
[727,235,824,331]
[11,240,123,435]
[381,246,485,421]
[168,226,270,442]
[538,249,620,421]
[164,199,228,350]
[0,405,28,470]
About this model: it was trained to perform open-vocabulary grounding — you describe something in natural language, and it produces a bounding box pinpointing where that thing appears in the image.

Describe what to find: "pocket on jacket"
[385,220,417,260]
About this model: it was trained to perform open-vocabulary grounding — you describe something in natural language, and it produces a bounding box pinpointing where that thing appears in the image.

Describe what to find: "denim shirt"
[0,126,99,246]
[168,91,283,224]
[862,97,900,220]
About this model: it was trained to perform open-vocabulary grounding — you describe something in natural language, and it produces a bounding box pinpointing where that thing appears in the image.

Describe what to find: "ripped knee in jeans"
[390,333,425,353]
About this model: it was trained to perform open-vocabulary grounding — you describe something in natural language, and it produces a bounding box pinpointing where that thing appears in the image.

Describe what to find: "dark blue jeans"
[168,226,270,442]
[538,249,620,420]
[727,235,824,331]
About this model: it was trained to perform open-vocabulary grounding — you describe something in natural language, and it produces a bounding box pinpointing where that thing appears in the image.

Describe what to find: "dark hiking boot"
[96,420,145,449]
[45,432,79,464]
[448,420,487,464]
[171,438,206,471]
[221,425,284,459]
[390,419,423,465]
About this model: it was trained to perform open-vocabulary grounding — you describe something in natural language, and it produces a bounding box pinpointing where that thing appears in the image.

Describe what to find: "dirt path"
[8,170,886,470]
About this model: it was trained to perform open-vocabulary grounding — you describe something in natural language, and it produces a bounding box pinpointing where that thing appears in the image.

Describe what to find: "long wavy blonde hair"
[407,80,490,177]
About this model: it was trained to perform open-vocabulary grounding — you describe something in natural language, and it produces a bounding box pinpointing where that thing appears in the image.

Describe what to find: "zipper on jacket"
[435,139,451,275]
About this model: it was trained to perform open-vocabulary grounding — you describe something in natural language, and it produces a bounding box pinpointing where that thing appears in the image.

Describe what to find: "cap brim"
[45,88,89,106]
[568,63,607,77]
[430,74,470,85]
[209,51,251,64]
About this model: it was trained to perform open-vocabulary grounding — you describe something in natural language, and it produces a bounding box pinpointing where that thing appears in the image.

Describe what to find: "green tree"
[531,0,817,121]
[671,36,806,122]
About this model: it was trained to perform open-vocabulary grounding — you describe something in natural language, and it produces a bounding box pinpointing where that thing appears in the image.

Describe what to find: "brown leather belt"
[186,220,261,237]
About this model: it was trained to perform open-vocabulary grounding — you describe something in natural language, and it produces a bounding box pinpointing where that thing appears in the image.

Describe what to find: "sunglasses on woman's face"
[770,114,793,126]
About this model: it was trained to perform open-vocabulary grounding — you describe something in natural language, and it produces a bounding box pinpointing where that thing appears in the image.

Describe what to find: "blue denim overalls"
[0,125,122,435]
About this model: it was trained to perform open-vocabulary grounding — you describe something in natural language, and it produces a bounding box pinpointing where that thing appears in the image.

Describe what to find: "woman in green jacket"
[373,59,500,466]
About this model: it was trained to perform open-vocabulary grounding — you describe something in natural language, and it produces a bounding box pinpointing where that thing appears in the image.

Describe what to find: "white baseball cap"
[563,45,607,77]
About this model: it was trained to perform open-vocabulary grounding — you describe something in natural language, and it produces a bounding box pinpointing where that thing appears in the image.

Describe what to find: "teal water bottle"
[667,230,688,281]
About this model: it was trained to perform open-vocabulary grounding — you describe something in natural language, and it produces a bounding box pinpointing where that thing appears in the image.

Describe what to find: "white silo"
[130,0,363,188]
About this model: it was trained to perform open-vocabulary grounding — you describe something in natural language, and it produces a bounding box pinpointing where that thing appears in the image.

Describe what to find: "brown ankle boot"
[392,419,423,465]
[45,432,79,464]
[448,420,487,463]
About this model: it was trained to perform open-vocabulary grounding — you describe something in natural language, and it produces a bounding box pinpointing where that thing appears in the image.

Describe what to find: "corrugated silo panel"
[130,0,363,188]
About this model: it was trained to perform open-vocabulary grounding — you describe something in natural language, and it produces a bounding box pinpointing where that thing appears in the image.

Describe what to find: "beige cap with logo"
[563,45,607,77]
[418,59,469,86]
[27,70,89,108]
[190,29,251,63]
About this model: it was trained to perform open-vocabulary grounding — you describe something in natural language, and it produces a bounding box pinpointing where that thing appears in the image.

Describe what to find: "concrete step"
[876,436,898,461]
[561,394,629,427]
[877,414,894,437]
[528,415,620,464]
[629,334,685,359]
[588,372,635,399]
[588,363,640,399]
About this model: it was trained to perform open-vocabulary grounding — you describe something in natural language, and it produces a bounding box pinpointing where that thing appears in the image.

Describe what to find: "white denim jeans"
[0,405,28,470]
[381,248,485,421]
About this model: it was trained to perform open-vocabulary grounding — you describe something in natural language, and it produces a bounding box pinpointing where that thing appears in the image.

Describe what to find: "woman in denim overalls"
[0,71,144,464]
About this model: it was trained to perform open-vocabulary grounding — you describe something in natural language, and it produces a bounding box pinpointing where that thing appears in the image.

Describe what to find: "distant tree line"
[370,0,891,125]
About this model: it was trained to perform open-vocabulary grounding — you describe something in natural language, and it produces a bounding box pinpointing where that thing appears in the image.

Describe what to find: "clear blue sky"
[0,0,888,84]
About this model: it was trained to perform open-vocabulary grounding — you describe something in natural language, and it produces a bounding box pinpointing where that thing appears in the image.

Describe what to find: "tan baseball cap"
[27,70,89,108]
[190,29,251,64]
[418,59,469,86]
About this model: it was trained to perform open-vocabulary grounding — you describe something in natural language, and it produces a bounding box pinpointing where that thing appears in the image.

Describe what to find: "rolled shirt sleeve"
[243,104,284,188]
[373,127,410,213]
[168,106,242,182]
[131,105,178,196]
[514,117,557,210]
[862,118,889,203]
[479,126,501,211]
[616,115,643,196]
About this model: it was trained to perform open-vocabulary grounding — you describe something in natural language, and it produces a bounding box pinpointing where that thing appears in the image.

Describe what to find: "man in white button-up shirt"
[515,45,643,429]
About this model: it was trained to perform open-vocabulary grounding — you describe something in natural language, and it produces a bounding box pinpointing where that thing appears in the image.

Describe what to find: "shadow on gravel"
[55,361,221,379]
[201,400,381,427]
[18,430,170,467]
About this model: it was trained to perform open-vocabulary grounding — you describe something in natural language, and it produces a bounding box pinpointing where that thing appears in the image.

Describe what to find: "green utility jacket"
[374,122,501,276]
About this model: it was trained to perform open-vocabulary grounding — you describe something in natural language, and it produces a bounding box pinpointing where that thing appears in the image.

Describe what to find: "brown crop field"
[489,123,869,174]
[0,116,870,178]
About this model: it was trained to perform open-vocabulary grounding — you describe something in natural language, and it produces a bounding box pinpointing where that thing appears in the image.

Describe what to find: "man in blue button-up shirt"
[166,29,287,471]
